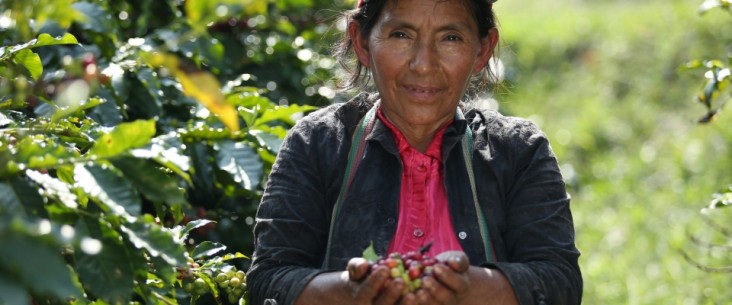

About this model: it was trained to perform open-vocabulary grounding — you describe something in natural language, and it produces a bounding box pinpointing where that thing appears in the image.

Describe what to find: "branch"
[700,213,732,238]
[688,233,732,251]
[680,250,732,273]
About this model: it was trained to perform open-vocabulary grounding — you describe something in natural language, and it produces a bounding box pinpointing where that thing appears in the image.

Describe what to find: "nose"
[409,39,438,75]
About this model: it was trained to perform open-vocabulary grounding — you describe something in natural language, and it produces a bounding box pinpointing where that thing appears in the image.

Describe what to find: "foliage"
[679,0,732,276]
[496,0,732,304]
[0,0,348,304]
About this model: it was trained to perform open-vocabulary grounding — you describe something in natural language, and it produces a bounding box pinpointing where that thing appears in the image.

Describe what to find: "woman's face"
[352,0,497,131]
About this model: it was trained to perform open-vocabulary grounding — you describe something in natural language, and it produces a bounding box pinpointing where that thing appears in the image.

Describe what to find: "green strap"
[461,123,495,262]
[322,105,377,268]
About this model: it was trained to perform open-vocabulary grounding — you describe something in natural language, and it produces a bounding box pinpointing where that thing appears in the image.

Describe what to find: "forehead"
[377,0,476,28]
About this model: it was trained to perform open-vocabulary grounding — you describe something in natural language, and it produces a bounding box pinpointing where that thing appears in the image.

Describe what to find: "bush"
[0,0,348,304]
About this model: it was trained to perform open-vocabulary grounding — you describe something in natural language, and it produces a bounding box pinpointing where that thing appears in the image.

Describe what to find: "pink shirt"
[378,108,463,257]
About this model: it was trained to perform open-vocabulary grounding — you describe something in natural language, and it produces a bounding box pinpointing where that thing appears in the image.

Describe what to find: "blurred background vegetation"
[495,0,732,304]
[0,0,730,304]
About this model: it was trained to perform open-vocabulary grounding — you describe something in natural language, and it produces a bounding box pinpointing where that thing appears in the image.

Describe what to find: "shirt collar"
[375,106,453,160]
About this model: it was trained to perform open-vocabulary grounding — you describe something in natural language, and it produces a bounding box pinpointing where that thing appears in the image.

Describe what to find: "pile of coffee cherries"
[364,243,439,293]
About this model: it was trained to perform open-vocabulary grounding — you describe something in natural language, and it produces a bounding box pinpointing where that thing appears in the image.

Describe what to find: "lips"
[403,84,443,100]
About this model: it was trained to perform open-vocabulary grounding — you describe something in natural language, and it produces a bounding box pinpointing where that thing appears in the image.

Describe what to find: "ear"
[473,27,499,74]
[348,21,371,69]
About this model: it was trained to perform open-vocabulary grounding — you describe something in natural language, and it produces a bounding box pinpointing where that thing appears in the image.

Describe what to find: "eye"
[390,31,409,39]
[445,34,463,42]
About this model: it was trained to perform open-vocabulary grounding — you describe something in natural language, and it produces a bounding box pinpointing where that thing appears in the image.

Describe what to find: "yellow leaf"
[177,70,239,132]
[142,52,239,131]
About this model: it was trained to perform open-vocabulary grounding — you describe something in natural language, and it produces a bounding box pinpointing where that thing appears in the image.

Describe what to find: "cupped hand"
[344,257,408,305]
[404,251,472,305]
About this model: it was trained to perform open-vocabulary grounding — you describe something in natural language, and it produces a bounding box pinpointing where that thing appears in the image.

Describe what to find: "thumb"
[347,257,371,281]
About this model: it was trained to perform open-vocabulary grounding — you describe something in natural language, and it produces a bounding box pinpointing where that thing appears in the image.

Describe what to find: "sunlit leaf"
[50,97,104,123]
[111,157,186,207]
[130,133,191,184]
[0,112,13,127]
[3,33,78,60]
[249,129,284,154]
[191,241,227,259]
[172,219,215,243]
[88,119,156,158]
[119,220,187,266]
[0,177,46,218]
[74,164,141,220]
[33,33,79,48]
[142,52,239,131]
[253,104,316,126]
[13,49,42,80]
[699,0,724,13]
[12,136,76,170]
[26,170,78,209]
[215,141,263,191]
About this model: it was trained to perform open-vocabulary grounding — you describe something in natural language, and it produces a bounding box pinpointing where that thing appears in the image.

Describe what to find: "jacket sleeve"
[484,118,582,305]
[245,113,344,305]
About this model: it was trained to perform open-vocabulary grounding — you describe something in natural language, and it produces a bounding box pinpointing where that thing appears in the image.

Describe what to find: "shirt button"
[387,218,396,224]
[416,165,427,172]
[458,232,467,240]
[413,228,424,237]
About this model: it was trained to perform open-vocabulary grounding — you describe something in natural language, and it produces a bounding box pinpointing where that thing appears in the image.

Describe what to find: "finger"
[434,252,469,273]
[445,254,469,273]
[374,278,406,305]
[355,266,390,300]
[419,275,457,304]
[347,257,371,281]
[431,263,470,294]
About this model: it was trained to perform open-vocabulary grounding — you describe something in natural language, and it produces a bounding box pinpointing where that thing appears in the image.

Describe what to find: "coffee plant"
[0,0,350,304]
[681,0,732,273]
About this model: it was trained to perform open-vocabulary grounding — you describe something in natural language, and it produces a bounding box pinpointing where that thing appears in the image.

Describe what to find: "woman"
[247,0,582,304]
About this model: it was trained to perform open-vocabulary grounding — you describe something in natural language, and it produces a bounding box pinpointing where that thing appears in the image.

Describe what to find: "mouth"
[403,84,443,100]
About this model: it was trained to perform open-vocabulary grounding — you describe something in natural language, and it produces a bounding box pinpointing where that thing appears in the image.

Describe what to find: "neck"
[381,111,444,153]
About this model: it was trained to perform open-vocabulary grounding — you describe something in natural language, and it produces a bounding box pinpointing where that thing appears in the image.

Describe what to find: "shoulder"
[288,93,377,145]
[466,107,548,148]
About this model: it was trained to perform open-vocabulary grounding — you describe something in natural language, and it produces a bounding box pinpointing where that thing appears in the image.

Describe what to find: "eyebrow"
[380,18,477,35]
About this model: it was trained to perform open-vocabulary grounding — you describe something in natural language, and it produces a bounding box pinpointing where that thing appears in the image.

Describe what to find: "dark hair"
[333,0,498,92]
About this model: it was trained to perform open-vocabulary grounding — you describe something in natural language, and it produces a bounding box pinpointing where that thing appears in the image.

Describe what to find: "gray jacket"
[247,93,582,305]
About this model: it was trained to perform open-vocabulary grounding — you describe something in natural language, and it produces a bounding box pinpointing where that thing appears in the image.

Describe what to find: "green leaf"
[215,141,263,191]
[74,164,142,219]
[12,49,42,80]
[172,219,215,243]
[50,96,104,123]
[88,119,156,158]
[26,170,79,209]
[0,177,46,218]
[13,136,76,170]
[0,275,30,305]
[0,232,83,300]
[191,241,227,259]
[250,129,284,154]
[253,104,316,127]
[361,242,379,262]
[129,133,192,184]
[72,2,115,35]
[112,157,185,207]
[2,33,78,61]
[0,111,13,126]
[74,218,135,305]
[119,220,187,267]
[699,0,724,13]
[32,33,79,48]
